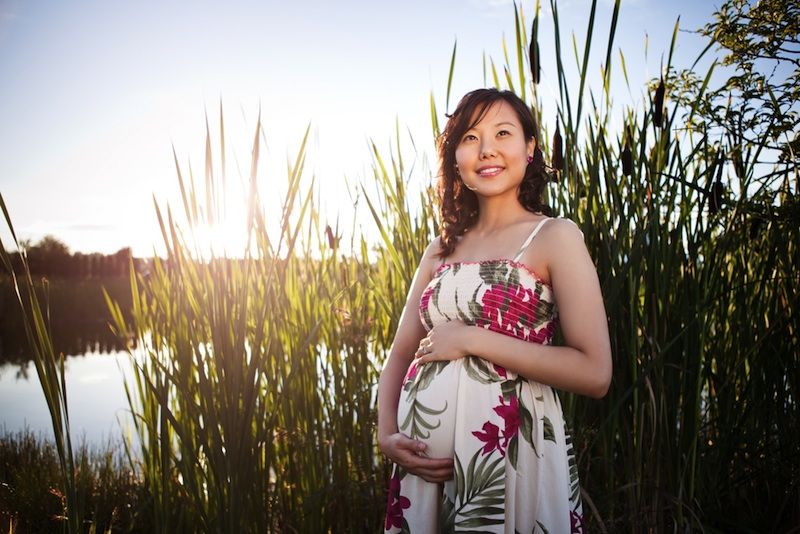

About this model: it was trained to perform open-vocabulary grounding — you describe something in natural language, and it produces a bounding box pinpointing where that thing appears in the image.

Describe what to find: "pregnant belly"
[396,357,509,459]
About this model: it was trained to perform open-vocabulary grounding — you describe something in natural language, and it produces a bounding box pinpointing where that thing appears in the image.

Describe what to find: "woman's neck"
[471,196,536,235]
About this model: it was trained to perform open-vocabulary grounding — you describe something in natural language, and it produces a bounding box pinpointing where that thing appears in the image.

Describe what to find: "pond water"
[0,351,135,445]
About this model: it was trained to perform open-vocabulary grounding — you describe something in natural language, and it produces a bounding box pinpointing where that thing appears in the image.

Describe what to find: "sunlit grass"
[0,201,86,533]
[0,429,141,533]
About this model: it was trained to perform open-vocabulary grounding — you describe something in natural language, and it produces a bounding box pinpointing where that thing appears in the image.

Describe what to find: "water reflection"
[0,276,135,443]
[0,351,135,444]
[0,276,134,367]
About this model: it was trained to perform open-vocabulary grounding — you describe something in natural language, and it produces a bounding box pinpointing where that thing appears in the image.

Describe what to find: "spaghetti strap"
[512,217,552,261]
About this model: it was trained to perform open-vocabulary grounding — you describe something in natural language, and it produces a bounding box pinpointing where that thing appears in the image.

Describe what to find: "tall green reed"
[0,198,85,533]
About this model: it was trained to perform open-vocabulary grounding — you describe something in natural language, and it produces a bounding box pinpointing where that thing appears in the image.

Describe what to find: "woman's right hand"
[379,432,454,483]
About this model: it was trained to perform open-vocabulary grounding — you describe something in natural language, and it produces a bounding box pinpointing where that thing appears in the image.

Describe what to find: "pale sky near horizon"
[0,0,717,257]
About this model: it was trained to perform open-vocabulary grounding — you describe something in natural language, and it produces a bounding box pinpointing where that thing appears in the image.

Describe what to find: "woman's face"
[454,100,535,198]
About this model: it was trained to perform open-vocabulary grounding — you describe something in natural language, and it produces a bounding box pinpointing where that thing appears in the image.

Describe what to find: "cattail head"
[529,36,541,84]
[653,77,665,127]
[325,225,336,249]
[732,145,745,179]
[621,135,633,176]
[749,217,763,240]
[552,123,563,172]
[708,180,724,214]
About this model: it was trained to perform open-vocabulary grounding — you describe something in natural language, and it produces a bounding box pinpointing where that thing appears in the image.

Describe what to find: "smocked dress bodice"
[418,258,559,346]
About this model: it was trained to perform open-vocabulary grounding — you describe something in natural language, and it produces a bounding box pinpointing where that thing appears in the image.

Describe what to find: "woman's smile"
[476,165,504,177]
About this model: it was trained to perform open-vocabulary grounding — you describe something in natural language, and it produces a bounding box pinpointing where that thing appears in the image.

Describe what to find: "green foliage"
[0,198,84,534]
[0,431,144,534]
[680,0,800,167]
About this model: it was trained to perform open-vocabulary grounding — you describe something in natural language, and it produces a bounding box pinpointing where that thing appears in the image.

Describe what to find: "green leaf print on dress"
[402,359,448,394]
[479,261,510,286]
[431,276,451,322]
[468,285,482,321]
[542,415,556,443]
[518,395,540,457]
[454,291,474,324]
[400,360,450,439]
[440,447,506,531]
[400,397,447,439]
[463,355,505,384]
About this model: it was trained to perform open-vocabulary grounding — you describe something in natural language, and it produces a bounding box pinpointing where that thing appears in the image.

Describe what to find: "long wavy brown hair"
[435,88,553,259]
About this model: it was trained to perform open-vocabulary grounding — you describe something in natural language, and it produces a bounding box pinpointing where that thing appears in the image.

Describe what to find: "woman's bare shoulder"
[418,235,447,279]
[534,217,587,270]
[542,217,585,243]
[421,235,445,258]
[540,217,593,282]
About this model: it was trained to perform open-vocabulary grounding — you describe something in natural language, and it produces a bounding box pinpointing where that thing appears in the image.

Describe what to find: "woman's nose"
[479,140,497,158]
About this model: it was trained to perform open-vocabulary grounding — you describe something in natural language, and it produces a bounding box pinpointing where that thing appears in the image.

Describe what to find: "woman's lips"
[477,166,504,177]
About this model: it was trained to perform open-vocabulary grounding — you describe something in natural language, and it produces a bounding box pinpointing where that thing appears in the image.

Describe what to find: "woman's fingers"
[398,449,454,482]
[397,433,427,453]
[415,335,434,357]
[419,471,454,483]
[407,460,454,483]
[394,447,452,468]
[385,432,454,482]
[410,455,454,469]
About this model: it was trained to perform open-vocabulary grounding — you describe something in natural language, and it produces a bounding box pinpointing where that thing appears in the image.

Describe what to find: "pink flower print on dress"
[420,285,434,311]
[471,421,504,456]
[492,363,507,379]
[419,286,436,320]
[472,395,521,456]
[493,394,520,447]
[418,283,436,330]
[528,315,557,344]
[477,283,512,332]
[479,283,539,340]
[384,470,411,530]
[402,360,419,386]
[570,510,585,533]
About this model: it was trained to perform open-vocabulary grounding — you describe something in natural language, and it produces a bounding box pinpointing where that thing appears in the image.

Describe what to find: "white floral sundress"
[384,217,585,533]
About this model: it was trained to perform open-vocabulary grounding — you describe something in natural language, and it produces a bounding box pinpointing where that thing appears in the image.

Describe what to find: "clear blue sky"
[0,0,717,256]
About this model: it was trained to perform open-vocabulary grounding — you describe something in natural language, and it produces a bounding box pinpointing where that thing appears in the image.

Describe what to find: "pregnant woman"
[377,88,612,533]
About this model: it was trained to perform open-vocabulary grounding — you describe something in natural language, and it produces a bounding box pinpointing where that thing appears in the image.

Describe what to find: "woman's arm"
[464,330,610,398]
[376,237,454,482]
[415,220,612,399]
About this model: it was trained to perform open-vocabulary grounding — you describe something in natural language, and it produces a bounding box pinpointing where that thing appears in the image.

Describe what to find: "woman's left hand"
[414,320,471,363]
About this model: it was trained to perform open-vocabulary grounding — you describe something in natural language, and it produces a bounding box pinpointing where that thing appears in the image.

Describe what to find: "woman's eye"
[461,130,510,142]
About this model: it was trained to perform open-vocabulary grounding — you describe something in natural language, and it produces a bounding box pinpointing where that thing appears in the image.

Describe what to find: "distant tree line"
[0,236,138,362]
[1,235,147,278]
